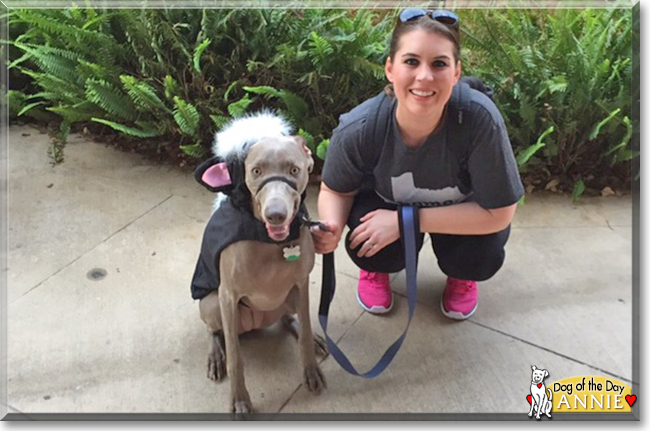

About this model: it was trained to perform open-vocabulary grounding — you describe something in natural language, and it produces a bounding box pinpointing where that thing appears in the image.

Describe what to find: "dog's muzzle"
[256,176,301,241]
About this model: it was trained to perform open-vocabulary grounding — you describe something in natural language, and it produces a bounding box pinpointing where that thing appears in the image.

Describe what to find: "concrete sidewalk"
[3,124,635,417]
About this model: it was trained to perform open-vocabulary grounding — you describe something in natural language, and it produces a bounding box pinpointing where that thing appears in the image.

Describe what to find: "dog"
[528,365,552,419]
[191,113,326,414]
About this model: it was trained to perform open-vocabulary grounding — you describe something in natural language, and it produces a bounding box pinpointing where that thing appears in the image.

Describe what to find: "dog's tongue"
[266,223,290,241]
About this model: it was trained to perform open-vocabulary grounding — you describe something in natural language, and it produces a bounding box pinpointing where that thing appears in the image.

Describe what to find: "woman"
[311,9,524,320]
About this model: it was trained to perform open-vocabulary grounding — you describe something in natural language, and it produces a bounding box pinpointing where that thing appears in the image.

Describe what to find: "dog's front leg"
[533,394,543,419]
[219,287,252,414]
[293,279,326,394]
[527,392,535,417]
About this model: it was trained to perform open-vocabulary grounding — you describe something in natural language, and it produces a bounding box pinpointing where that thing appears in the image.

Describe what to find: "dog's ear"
[532,365,537,371]
[293,136,314,173]
[194,156,234,193]
[544,370,549,378]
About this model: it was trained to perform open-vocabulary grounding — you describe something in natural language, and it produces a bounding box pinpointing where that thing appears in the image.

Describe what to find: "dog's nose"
[264,207,287,225]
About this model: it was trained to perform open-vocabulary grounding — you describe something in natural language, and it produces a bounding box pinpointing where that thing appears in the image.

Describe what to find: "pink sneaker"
[357,270,393,314]
[440,277,478,320]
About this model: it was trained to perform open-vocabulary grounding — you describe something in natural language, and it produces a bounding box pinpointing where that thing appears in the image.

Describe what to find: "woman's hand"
[349,209,400,258]
[310,221,342,255]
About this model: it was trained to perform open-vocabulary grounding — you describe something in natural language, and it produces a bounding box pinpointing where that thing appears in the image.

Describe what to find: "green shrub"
[6,8,391,164]
[461,8,634,194]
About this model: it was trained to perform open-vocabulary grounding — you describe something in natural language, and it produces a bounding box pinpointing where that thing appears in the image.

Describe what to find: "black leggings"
[345,190,511,281]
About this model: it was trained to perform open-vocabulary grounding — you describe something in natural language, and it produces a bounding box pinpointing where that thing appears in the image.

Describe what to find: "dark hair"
[388,15,461,63]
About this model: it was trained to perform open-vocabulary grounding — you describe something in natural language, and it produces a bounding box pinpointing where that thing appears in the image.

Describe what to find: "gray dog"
[191,113,326,414]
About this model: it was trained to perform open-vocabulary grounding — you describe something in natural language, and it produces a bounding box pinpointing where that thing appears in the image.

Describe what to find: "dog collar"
[256,176,298,196]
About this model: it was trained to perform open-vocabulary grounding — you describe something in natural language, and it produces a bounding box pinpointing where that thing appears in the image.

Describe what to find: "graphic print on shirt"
[390,172,467,207]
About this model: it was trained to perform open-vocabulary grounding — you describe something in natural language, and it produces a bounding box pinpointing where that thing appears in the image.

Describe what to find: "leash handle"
[318,205,418,378]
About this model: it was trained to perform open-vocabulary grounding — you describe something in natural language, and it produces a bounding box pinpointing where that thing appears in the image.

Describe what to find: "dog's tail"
[546,388,553,401]
[212,111,292,161]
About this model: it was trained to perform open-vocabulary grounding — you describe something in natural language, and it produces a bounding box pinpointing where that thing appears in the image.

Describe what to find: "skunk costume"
[190,113,308,300]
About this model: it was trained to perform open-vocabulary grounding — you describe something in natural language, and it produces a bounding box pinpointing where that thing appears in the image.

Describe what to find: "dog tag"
[283,245,301,261]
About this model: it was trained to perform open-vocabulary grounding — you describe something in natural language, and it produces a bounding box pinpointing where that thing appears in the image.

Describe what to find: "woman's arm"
[311,182,357,254]
[418,202,517,235]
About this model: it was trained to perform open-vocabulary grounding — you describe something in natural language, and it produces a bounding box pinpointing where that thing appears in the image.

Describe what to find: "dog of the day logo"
[527,365,553,420]
[526,366,637,418]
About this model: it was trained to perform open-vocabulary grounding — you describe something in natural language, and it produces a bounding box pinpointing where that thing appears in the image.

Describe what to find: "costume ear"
[293,136,314,173]
[194,156,234,193]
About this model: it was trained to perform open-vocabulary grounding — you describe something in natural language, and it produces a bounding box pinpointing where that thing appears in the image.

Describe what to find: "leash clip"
[300,213,330,232]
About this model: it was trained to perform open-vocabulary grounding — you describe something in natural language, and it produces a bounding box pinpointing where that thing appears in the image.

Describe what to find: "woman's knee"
[432,226,511,281]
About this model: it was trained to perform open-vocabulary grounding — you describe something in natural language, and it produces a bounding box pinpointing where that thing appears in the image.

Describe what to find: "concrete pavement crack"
[14,194,174,302]
[467,320,636,385]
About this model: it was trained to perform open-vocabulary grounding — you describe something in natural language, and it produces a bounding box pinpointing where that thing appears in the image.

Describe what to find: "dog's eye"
[290,166,300,176]
[252,167,262,176]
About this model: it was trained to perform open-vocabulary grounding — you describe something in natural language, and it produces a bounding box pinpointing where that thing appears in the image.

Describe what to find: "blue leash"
[317,205,419,378]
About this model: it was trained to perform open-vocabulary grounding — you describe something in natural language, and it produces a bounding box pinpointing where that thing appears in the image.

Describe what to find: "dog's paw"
[233,400,253,414]
[207,351,227,381]
[313,334,328,357]
[304,364,326,394]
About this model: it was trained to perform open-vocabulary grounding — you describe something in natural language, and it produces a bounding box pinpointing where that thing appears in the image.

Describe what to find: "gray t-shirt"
[322,89,524,210]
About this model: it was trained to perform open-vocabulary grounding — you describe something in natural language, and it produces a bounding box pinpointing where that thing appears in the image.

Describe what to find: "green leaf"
[227,94,253,118]
[17,101,45,117]
[210,114,230,129]
[85,78,138,121]
[605,116,632,156]
[180,142,207,158]
[91,118,165,138]
[517,126,554,167]
[308,31,334,67]
[193,38,211,74]
[120,75,171,114]
[47,102,100,123]
[224,81,239,102]
[589,108,621,141]
[546,75,568,94]
[316,139,329,161]
[243,86,308,122]
[243,85,282,99]
[173,96,201,136]
[164,75,181,100]
[571,180,586,203]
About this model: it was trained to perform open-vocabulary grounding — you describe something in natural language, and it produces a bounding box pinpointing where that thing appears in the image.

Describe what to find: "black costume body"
[190,198,304,300]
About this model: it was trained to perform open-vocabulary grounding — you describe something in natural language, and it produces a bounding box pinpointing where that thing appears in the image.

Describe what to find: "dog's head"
[245,135,313,241]
[194,112,313,242]
[531,365,549,384]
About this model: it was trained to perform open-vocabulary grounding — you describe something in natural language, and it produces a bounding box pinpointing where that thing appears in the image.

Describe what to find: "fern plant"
[461,7,633,193]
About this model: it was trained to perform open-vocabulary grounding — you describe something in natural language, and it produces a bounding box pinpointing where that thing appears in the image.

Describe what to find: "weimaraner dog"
[195,133,326,414]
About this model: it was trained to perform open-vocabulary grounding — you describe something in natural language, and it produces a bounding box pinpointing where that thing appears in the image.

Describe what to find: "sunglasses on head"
[399,8,459,27]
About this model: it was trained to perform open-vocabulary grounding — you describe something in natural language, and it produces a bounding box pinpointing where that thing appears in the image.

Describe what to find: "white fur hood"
[212,111,293,161]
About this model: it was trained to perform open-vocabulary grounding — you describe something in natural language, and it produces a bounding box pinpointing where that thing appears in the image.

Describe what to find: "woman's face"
[385,29,461,120]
